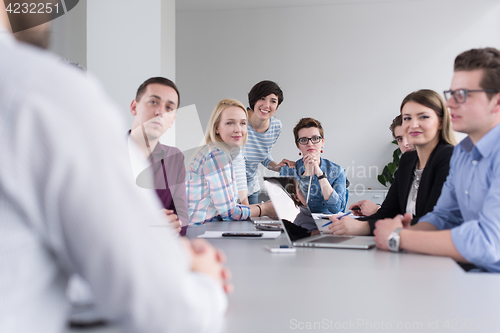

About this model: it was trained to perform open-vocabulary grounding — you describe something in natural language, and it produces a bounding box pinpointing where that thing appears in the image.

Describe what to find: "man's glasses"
[297,135,322,145]
[443,89,497,104]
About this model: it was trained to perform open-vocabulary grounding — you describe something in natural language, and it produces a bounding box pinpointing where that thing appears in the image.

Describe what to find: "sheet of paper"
[251,216,280,224]
[312,213,359,219]
[197,231,281,239]
[312,213,333,219]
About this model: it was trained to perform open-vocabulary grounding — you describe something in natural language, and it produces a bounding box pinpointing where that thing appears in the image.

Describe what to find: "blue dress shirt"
[420,124,500,272]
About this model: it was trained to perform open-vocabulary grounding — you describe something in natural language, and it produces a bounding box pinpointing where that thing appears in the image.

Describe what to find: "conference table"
[69,221,500,333]
[186,221,500,333]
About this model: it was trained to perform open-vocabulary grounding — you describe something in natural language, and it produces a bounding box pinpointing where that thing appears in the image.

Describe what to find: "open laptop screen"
[264,177,374,250]
[264,177,320,241]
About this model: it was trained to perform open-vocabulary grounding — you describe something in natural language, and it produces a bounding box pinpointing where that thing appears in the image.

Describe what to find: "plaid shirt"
[187,144,251,223]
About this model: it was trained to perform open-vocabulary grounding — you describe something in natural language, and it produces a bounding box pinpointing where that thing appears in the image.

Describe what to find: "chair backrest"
[344,188,349,213]
[344,178,350,213]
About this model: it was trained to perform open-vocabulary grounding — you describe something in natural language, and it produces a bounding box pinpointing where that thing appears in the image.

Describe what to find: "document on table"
[197,231,281,239]
[311,213,359,219]
[312,213,333,220]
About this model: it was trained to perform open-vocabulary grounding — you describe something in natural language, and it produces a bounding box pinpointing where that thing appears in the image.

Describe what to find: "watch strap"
[387,227,403,252]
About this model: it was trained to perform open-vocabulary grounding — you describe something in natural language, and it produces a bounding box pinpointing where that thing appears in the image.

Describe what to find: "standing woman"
[329,89,457,236]
[280,118,347,214]
[187,99,274,224]
[234,81,294,205]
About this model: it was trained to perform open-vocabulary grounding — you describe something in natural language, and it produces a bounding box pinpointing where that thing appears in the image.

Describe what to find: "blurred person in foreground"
[0,3,231,332]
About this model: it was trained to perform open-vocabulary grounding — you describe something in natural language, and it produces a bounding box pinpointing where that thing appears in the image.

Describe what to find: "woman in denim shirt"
[280,118,347,214]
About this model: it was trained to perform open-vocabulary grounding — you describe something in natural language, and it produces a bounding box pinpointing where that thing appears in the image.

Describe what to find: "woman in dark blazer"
[329,89,457,236]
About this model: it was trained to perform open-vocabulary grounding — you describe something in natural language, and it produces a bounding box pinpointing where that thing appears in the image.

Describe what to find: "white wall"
[177,0,500,191]
[50,0,87,68]
[87,0,176,136]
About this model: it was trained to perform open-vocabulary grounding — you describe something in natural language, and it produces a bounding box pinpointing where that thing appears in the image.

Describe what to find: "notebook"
[264,177,375,250]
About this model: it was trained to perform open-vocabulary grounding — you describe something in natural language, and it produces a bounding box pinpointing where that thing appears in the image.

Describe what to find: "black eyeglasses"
[443,89,497,104]
[297,135,322,145]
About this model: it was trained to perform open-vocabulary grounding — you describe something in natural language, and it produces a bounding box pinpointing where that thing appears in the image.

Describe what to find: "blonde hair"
[205,98,248,146]
[400,89,457,146]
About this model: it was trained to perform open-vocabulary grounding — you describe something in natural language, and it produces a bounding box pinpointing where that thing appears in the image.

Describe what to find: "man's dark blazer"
[361,141,454,235]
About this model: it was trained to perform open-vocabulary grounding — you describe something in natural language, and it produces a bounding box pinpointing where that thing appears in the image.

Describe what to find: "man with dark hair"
[129,77,189,233]
[350,115,414,217]
[135,76,180,104]
[0,4,231,332]
[69,77,190,327]
[374,47,500,272]
[390,114,414,153]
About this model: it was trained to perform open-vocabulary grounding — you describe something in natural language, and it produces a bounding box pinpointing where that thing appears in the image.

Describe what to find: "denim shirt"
[280,158,347,214]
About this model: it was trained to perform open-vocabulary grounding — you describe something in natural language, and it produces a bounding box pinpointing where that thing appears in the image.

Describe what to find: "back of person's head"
[400,89,457,146]
[136,77,180,106]
[8,8,51,49]
[293,117,324,148]
[205,98,248,145]
[60,58,86,72]
[454,47,500,100]
[248,80,284,111]
[285,177,302,207]
[389,114,403,139]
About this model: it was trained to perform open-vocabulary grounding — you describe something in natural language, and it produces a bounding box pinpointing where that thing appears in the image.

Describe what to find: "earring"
[321,149,323,153]
[299,152,301,156]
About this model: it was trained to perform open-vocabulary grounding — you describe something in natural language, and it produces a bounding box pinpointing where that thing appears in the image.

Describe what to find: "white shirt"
[0,30,226,332]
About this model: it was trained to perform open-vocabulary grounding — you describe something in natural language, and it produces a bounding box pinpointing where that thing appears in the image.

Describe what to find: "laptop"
[264,177,375,250]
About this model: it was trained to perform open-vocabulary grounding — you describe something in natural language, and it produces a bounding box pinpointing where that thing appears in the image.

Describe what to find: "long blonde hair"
[205,98,248,146]
[400,89,457,145]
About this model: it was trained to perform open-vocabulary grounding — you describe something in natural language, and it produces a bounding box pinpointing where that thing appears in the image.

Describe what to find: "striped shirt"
[187,144,251,223]
[234,117,282,195]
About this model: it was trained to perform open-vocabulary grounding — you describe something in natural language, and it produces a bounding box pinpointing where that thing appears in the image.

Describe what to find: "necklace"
[411,168,424,201]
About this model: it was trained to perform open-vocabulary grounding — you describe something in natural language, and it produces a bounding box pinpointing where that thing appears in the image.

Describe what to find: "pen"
[321,212,351,227]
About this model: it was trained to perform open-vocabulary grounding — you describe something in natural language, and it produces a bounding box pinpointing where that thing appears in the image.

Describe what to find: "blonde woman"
[187,99,274,223]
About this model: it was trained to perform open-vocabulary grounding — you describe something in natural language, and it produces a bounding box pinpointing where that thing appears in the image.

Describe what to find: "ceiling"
[176,0,422,12]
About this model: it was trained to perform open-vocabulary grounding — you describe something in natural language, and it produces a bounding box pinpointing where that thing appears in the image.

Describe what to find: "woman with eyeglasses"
[329,89,458,236]
[280,117,347,214]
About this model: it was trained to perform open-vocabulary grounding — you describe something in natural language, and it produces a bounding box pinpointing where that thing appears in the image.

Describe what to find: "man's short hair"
[454,47,500,100]
[389,114,403,139]
[248,80,284,111]
[136,77,180,106]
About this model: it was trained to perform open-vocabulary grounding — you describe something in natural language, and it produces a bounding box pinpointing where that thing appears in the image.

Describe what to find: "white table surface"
[67,221,500,333]
[187,222,500,333]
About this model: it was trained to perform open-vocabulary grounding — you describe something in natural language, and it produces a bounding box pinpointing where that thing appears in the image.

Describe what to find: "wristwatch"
[387,227,403,252]
[317,173,326,180]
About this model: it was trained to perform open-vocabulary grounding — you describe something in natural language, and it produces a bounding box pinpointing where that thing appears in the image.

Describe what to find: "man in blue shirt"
[373,47,500,272]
